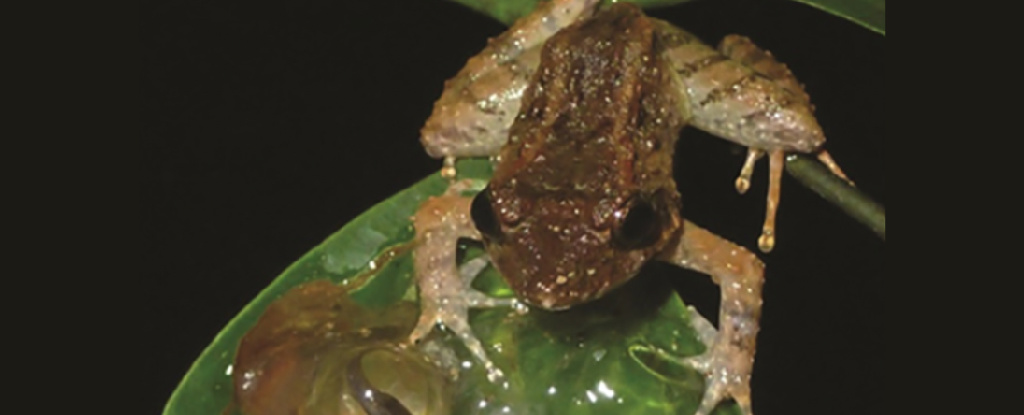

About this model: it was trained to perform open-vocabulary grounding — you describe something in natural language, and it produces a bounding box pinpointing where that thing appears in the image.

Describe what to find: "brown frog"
[409,1,846,414]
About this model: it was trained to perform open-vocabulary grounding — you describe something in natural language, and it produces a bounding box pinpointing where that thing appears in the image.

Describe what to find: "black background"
[143,0,884,413]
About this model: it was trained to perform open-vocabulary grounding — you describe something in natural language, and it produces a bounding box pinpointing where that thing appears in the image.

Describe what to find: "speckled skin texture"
[408,1,845,414]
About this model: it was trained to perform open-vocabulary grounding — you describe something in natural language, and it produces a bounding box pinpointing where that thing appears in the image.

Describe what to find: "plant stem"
[785,155,885,240]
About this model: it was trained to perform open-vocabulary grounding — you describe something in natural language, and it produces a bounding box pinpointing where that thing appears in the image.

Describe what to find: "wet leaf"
[163,160,487,415]
[163,160,736,414]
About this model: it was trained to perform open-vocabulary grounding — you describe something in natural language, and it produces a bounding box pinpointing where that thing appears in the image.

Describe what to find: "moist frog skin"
[410,1,846,414]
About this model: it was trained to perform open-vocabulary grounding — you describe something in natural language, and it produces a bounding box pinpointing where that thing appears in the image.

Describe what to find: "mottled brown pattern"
[484,3,684,310]
[419,0,601,160]
[408,1,841,413]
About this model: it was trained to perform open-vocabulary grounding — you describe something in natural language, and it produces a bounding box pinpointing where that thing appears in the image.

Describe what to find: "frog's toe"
[463,289,518,308]
[683,306,755,415]
[443,308,506,383]
[683,344,754,415]
[408,308,440,345]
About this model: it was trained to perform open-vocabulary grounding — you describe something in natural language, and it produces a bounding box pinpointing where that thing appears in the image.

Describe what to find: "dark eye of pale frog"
[467,4,686,310]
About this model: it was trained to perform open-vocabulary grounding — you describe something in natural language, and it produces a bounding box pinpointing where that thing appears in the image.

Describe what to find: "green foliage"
[792,0,884,34]
[163,160,739,414]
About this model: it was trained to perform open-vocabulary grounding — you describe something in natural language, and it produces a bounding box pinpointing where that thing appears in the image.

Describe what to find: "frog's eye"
[470,187,501,239]
[613,200,661,249]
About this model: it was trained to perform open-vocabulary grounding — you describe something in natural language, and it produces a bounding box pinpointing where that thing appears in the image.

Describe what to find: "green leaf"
[162,161,477,415]
[446,0,883,35]
[792,0,885,35]
[163,159,733,414]
[161,162,461,415]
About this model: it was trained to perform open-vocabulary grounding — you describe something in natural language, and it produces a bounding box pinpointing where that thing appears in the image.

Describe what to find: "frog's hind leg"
[658,219,765,415]
[718,34,854,185]
[421,0,603,178]
[717,35,809,106]
[716,34,856,251]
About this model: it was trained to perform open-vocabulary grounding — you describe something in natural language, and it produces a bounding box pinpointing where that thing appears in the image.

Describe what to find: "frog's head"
[470,184,682,310]
[470,1,685,310]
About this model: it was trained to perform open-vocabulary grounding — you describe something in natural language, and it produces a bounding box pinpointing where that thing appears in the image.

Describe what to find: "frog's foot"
[411,183,516,381]
[683,306,755,415]
[409,254,517,382]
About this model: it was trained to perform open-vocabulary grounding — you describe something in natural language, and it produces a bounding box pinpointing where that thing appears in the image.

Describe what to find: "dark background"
[142,0,884,413]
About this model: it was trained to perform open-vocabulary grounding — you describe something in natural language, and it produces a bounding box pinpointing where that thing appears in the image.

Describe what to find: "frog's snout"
[516,285,589,312]
[503,264,614,312]
[535,294,572,311]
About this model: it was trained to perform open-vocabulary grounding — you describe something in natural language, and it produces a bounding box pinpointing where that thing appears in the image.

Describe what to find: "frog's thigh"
[420,0,603,165]
[717,34,809,104]
[717,34,852,182]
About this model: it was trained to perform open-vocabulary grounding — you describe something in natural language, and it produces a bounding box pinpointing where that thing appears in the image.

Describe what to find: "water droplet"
[597,380,614,398]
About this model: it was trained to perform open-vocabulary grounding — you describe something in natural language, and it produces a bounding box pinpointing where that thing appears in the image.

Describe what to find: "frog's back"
[494,3,683,195]
[483,3,687,309]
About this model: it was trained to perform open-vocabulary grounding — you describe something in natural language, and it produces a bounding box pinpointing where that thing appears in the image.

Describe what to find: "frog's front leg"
[409,180,517,382]
[658,219,765,415]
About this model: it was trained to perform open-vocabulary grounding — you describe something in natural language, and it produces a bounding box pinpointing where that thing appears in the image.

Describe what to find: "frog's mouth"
[534,296,572,311]
[486,218,654,311]
[513,275,623,311]
[500,257,634,312]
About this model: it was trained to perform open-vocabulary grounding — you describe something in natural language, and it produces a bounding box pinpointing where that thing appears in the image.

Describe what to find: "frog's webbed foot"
[409,181,517,382]
[659,219,765,415]
[409,257,515,382]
